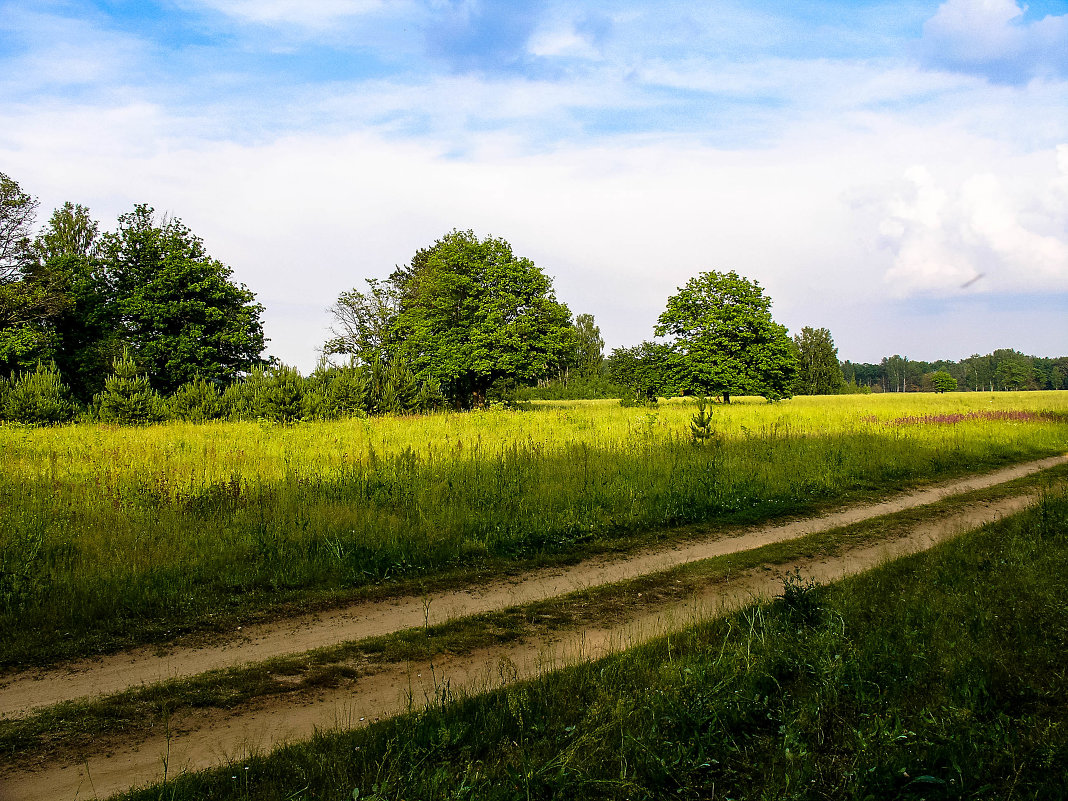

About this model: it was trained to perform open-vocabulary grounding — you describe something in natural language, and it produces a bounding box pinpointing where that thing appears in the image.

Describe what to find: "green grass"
[5,464,1065,771]
[120,486,1068,801]
[1,392,1067,668]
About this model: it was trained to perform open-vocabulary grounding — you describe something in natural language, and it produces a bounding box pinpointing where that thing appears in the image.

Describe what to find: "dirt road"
[0,455,1063,800]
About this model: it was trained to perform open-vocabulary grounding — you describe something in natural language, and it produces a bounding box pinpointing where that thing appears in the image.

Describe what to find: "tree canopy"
[793,326,845,395]
[654,270,796,403]
[328,230,574,407]
[99,205,266,393]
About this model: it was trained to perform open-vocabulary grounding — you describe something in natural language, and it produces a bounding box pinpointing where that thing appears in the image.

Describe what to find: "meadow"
[2,391,1067,668]
[120,485,1068,801]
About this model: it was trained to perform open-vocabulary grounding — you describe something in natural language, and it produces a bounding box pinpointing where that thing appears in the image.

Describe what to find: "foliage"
[0,277,69,375]
[362,357,419,415]
[655,270,796,403]
[256,365,307,424]
[99,205,266,394]
[930,370,958,393]
[329,230,574,408]
[518,371,626,401]
[3,392,1067,666]
[688,396,717,444]
[844,349,1066,393]
[168,378,224,422]
[30,202,114,401]
[323,279,398,365]
[606,341,677,401]
[2,361,75,424]
[570,313,604,376]
[995,352,1035,391]
[94,348,163,424]
[792,325,844,395]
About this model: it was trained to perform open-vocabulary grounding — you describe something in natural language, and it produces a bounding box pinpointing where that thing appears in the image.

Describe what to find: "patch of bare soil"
[0,456,1062,726]
[0,488,1044,801]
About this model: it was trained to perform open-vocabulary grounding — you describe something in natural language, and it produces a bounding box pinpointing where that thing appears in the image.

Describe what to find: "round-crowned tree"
[654,270,796,403]
[329,230,574,409]
[100,205,266,394]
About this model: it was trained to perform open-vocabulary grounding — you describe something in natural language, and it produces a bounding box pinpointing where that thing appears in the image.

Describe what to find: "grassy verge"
[5,464,1064,770]
[4,423,1066,670]
[109,484,1068,800]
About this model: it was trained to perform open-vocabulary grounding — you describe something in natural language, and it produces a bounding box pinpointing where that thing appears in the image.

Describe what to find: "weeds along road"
[1,455,1063,720]
[0,454,1064,801]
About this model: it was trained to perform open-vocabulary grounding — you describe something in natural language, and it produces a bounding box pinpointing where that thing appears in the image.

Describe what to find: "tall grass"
[123,488,1068,801]
[1,392,1066,667]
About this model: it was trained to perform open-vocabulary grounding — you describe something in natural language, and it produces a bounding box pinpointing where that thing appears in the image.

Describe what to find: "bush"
[94,349,163,425]
[3,362,75,425]
[167,378,224,422]
[220,366,270,420]
[256,365,306,424]
[306,360,368,420]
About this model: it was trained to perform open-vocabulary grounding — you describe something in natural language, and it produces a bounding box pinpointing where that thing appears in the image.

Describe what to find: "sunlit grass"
[118,487,1068,801]
[1,391,1066,667]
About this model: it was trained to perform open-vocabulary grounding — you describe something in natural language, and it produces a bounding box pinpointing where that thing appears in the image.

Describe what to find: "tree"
[0,172,38,280]
[994,353,1034,391]
[0,173,64,375]
[29,203,114,401]
[95,348,163,424]
[3,361,75,425]
[99,205,266,393]
[930,370,958,393]
[792,326,845,395]
[323,278,398,365]
[570,313,604,377]
[606,341,679,402]
[331,230,574,408]
[654,270,796,403]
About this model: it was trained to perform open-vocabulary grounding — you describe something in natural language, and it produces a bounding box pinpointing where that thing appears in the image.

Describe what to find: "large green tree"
[606,341,679,401]
[792,326,845,395]
[99,205,266,393]
[654,270,795,403]
[0,173,67,375]
[29,203,115,400]
[329,230,574,408]
[570,313,605,377]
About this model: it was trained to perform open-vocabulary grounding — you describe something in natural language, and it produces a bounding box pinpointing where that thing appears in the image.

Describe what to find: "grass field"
[118,486,1068,801]
[2,391,1067,668]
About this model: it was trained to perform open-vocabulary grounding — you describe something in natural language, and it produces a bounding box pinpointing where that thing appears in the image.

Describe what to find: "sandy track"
[0,489,1044,801]
[0,455,1063,723]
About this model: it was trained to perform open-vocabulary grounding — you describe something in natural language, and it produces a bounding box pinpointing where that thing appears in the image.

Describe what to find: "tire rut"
[0,489,1045,801]
[0,455,1063,724]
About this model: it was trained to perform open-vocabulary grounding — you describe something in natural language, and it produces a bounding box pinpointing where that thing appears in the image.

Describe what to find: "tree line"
[1,168,1063,425]
[841,351,1068,393]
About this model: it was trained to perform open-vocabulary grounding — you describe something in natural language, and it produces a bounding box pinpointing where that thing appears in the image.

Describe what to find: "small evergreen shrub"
[220,366,270,420]
[94,349,163,425]
[167,378,224,422]
[3,362,75,425]
[689,396,715,444]
[256,365,306,423]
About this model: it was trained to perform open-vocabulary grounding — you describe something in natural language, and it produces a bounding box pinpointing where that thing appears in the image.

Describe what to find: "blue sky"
[2,0,1067,369]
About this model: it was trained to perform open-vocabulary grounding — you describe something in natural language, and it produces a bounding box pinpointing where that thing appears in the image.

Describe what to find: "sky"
[1,0,1067,371]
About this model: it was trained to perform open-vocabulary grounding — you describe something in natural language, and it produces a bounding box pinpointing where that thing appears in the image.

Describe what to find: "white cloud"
[0,6,149,94]
[921,0,1068,81]
[527,26,600,59]
[182,0,392,27]
[879,157,1068,296]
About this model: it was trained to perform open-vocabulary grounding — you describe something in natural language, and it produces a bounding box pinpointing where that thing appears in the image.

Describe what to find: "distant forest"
[840,350,1067,393]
